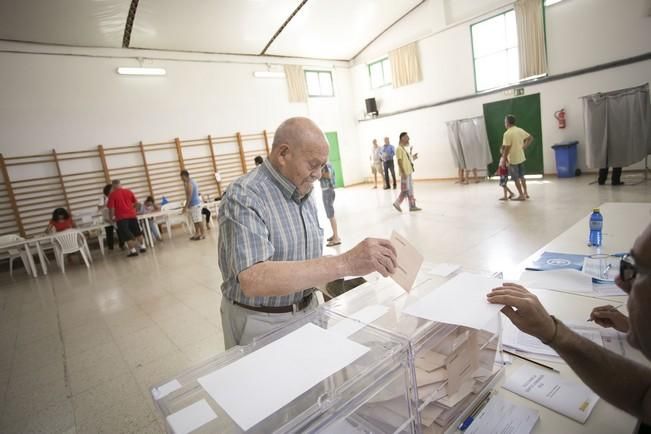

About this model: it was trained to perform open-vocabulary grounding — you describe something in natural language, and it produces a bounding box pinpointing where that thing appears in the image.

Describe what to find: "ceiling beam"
[122,0,140,48]
[260,0,309,55]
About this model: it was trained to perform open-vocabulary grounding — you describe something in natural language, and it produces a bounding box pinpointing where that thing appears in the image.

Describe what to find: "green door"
[482,93,544,175]
[325,131,344,188]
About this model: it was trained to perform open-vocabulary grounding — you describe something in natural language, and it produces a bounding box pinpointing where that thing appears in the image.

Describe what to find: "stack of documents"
[502,320,627,358]
[465,394,539,434]
[503,366,599,423]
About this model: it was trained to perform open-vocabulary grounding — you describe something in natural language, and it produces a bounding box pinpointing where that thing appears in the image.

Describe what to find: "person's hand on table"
[342,238,397,278]
[487,283,557,342]
[590,305,629,333]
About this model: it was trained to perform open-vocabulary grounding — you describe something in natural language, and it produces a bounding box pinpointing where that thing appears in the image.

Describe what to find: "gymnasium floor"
[0,175,649,433]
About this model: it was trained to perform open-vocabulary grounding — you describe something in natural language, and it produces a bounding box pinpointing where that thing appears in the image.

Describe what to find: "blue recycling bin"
[552,141,578,178]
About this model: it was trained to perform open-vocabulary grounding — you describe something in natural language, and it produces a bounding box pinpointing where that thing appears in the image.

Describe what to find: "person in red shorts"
[107,179,146,257]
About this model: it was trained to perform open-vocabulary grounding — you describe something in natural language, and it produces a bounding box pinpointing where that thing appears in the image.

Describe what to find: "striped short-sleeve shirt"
[217,159,324,307]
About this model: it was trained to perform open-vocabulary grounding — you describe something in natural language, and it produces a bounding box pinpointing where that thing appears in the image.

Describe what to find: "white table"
[0,239,38,278]
[506,202,650,300]
[137,210,173,249]
[495,287,646,434]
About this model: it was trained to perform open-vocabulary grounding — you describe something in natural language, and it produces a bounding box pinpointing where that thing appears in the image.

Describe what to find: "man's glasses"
[620,254,637,282]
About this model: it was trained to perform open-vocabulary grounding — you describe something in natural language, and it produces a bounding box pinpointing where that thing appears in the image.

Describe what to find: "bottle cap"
[593,208,600,212]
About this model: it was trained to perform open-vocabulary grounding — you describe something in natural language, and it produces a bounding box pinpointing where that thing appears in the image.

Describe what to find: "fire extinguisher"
[554,109,566,129]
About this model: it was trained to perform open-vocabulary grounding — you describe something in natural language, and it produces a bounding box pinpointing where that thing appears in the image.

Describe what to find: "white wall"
[351,0,651,179]
[0,43,365,185]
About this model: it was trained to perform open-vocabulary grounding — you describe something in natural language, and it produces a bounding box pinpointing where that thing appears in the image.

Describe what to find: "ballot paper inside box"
[322,273,504,433]
[152,308,420,434]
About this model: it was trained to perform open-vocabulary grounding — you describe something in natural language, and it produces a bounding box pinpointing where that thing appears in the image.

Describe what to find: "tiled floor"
[0,174,649,433]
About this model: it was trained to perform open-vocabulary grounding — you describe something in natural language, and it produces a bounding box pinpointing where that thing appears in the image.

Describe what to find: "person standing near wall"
[393,132,421,212]
[501,115,533,201]
[321,162,341,247]
[370,139,384,189]
[598,167,623,186]
[382,137,397,190]
[181,170,205,240]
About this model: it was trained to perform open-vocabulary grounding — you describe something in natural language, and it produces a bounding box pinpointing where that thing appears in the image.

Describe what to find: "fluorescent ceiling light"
[253,71,285,79]
[117,67,166,76]
[544,0,564,5]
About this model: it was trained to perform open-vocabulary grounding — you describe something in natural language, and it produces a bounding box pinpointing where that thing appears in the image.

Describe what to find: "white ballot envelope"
[390,231,424,292]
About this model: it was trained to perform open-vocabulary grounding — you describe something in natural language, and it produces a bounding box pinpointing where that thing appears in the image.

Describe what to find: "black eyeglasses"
[620,254,637,282]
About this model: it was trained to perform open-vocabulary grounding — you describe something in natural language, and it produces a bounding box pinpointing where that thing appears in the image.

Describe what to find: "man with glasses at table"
[487,223,651,426]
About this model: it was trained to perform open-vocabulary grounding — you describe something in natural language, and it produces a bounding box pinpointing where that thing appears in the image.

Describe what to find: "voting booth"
[152,309,419,433]
[325,272,504,434]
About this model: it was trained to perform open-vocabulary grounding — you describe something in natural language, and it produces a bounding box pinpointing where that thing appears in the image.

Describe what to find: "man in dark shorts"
[107,179,146,257]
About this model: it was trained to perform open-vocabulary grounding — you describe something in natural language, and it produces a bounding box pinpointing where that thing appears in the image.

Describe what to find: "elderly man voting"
[218,117,398,348]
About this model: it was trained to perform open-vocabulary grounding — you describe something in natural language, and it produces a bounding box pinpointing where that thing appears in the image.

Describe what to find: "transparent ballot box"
[152,309,419,433]
[323,272,504,434]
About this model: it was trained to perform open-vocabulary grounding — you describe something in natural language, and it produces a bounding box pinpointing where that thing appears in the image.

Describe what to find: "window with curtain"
[471,10,519,92]
[368,58,392,89]
[304,71,334,97]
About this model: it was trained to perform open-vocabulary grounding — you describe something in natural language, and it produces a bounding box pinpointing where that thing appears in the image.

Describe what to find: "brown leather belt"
[232,293,313,314]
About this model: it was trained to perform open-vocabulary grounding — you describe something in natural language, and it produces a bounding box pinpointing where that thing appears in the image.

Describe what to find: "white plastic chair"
[160,202,191,238]
[0,234,31,277]
[52,230,92,273]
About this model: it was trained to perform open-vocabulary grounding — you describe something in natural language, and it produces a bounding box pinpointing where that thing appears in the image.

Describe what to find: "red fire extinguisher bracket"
[554,109,566,129]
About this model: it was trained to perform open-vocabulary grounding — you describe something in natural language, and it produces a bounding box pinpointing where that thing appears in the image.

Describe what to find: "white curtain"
[447,121,465,169]
[514,0,548,79]
[582,83,651,168]
[388,42,422,88]
[284,65,308,103]
[447,117,493,169]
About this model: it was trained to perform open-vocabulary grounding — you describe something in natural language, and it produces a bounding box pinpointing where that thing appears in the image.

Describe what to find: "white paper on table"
[502,366,599,423]
[423,262,462,278]
[329,305,390,338]
[166,399,217,434]
[503,320,626,357]
[519,269,594,293]
[197,323,370,431]
[402,273,504,333]
[592,280,626,296]
[390,231,424,292]
[152,379,182,400]
[466,394,539,434]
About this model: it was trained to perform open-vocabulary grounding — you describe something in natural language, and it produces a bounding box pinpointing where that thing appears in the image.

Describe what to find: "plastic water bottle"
[589,208,603,247]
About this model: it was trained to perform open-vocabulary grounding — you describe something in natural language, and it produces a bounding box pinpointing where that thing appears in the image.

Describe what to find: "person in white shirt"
[370,139,384,189]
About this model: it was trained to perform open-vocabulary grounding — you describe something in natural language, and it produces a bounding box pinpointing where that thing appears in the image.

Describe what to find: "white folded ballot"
[502,365,599,423]
[465,394,539,434]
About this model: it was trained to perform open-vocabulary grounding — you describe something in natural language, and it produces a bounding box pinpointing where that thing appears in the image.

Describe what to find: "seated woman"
[141,196,162,241]
[46,208,75,233]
